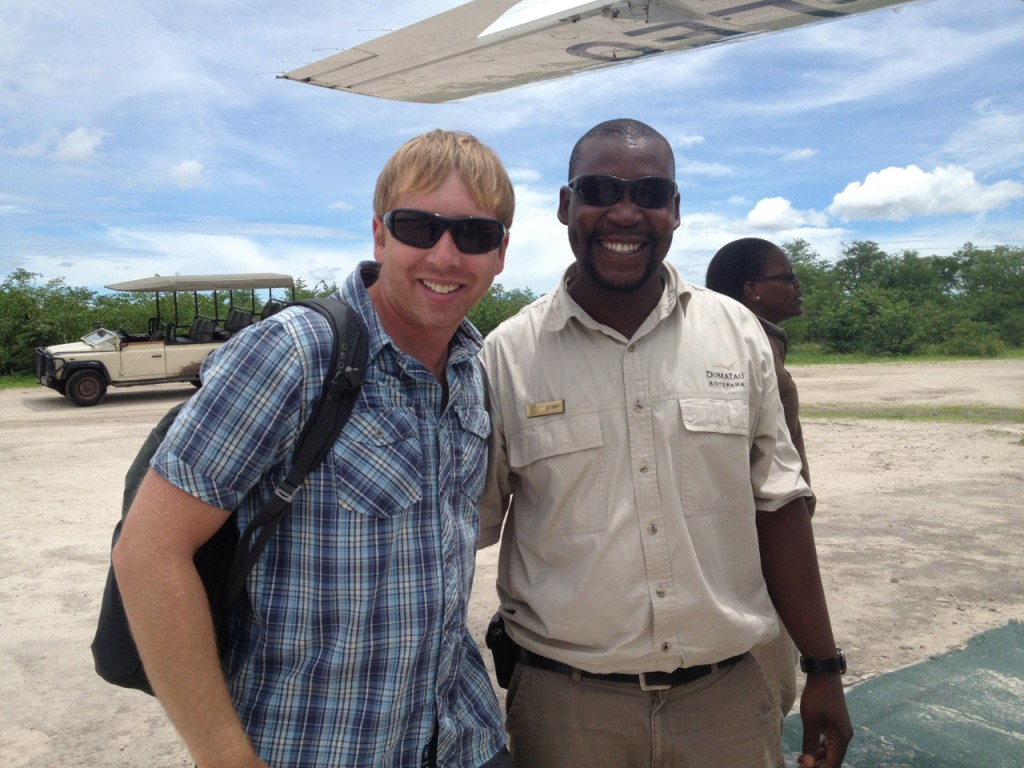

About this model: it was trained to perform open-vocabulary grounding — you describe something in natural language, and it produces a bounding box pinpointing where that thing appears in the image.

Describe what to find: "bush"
[923,320,1007,358]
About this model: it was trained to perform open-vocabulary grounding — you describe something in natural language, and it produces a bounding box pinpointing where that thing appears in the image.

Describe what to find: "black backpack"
[91,298,368,694]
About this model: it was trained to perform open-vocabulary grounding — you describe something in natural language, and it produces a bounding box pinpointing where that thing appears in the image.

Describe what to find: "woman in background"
[705,237,816,763]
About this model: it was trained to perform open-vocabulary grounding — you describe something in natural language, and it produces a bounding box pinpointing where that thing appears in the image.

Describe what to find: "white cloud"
[11,136,51,158]
[679,212,731,232]
[828,164,1024,221]
[104,228,265,265]
[328,201,355,211]
[746,197,828,230]
[501,182,571,292]
[942,100,1024,174]
[668,211,848,284]
[53,127,110,163]
[670,132,705,150]
[681,160,734,177]
[510,167,542,183]
[783,148,817,162]
[170,159,206,189]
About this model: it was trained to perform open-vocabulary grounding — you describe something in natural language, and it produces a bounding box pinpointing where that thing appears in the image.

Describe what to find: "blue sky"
[2,0,1023,295]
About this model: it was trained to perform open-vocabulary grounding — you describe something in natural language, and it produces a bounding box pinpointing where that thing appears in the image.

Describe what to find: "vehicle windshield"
[82,328,118,346]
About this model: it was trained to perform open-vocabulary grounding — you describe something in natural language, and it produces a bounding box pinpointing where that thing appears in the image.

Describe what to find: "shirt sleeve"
[477,341,512,549]
[748,328,811,511]
[152,308,331,511]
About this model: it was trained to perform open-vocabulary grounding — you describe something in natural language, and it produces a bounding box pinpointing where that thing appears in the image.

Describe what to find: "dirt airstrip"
[1,359,1021,766]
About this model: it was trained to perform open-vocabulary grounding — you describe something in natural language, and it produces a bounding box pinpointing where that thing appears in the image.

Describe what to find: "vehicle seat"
[193,317,216,343]
[226,307,253,333]
[260,300,284,320]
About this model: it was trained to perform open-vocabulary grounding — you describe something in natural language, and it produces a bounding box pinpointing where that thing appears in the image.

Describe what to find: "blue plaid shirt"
[153,263,505,767]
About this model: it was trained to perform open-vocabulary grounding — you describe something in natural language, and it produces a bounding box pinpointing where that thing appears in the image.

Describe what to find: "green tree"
[293,278,338,301]
[0,269,103,375]
[468,283,537,337]
[782,239,840,346]
[955,243,1024,346]
[833,241,890,291]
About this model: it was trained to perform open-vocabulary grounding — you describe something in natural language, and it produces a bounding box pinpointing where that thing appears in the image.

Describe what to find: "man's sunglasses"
[567,174,678,209]
[749,272,798,284]
[383,208,506,254]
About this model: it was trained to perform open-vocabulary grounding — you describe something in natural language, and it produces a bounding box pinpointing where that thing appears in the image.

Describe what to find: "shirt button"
[628,343,637,352]
[633,400,643,412]
[656,586,666,598]
[647,524,658,535]
[639,462,649,473]
[661,642,672,653]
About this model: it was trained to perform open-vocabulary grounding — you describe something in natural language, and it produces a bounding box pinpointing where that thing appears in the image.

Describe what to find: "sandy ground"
[1,359,1021,766]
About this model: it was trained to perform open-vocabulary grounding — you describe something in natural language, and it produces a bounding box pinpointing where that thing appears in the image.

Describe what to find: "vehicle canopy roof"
[104,273,295,292]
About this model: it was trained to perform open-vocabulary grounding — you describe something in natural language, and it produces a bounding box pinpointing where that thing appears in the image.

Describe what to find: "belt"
[517,648,745,691]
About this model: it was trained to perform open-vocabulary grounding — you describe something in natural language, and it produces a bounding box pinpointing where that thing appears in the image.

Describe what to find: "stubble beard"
[578,236,665,293]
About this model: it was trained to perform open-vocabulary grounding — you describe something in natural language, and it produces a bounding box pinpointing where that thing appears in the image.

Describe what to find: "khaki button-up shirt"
[479,263,810,674]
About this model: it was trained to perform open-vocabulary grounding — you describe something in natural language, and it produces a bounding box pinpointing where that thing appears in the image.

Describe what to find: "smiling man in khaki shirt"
[479,119,851,768]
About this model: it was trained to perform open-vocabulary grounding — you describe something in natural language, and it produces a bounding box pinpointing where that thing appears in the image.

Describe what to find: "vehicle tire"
[66,369,107,407]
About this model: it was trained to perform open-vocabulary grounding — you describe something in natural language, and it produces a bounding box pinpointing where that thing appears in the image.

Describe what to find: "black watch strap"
[800,647,847,675]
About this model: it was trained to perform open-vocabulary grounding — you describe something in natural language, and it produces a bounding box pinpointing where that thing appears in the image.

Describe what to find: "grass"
[803,403,1024,424]
[0,375,37,389]
[787,345,1024,365]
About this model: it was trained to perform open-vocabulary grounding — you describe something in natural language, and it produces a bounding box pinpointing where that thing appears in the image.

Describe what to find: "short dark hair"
[568,119,675,180]
[705,237,779,300]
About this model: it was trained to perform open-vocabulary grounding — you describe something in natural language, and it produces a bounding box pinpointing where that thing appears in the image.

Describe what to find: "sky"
[2,0,1023,296]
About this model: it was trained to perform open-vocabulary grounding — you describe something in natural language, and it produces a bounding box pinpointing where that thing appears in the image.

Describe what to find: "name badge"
[526,399,565,418]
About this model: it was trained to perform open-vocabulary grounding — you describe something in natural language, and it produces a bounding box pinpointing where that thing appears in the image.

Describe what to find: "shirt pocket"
[454,406,490,502]
[507,412,607,536]
[328,408,423,518]
[678,397,751,515]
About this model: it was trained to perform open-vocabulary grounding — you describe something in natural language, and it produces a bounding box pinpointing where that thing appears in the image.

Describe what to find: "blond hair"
[373,130,515,228]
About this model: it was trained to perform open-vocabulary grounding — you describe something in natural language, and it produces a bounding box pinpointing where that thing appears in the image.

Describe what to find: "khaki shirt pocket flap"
[679,398,749,436]
[508,412,603,468]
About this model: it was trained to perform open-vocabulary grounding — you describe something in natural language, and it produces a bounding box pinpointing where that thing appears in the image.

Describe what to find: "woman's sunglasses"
[383,208,506,254]
[749,272,799,284]
[567,174,678,209]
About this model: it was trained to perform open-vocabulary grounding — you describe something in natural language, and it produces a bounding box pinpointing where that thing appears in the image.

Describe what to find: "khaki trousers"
[505,654,780,768]
[750,627,799,734]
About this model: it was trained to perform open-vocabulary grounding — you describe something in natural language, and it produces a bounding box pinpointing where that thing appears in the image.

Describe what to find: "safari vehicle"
[34,273,295,407]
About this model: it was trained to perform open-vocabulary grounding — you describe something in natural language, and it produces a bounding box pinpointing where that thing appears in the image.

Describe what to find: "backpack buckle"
[274,479,300,503]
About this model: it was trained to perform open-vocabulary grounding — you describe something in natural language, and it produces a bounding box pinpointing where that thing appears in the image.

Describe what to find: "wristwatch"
[800,648,847,675]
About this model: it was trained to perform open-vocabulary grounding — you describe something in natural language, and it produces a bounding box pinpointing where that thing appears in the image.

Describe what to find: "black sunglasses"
[749,272,798,284]
[383,208,506,254]
[567,174,678,209]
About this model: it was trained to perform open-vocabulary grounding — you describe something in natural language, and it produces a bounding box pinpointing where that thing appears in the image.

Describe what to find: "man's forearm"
[113,543,261,766]
[112,469,265,767]
[755,499,837,658]
[757,499,852,766]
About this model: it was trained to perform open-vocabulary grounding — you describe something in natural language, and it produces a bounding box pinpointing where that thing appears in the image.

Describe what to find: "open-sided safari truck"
[34,273,295,406]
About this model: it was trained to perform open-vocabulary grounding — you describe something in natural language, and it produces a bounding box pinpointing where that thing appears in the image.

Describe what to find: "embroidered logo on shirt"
[526,399,565,418]
[706,364,746,390]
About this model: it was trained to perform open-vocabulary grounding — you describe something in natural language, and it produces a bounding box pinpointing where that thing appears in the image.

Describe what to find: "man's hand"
[798,673,852,767]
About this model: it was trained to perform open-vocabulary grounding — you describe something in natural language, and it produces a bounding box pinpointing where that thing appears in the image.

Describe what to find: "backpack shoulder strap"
[222,297,368,605]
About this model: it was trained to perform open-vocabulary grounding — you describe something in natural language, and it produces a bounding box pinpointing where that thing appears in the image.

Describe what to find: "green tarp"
[783,621,1023,767]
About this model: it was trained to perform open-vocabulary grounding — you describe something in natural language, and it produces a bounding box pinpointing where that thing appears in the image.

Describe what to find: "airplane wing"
[280,0,923,103]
